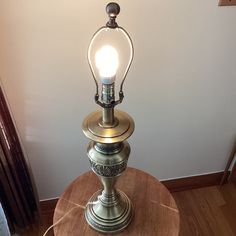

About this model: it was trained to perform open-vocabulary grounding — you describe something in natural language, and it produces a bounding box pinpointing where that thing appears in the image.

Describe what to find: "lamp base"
[85,189,133,234]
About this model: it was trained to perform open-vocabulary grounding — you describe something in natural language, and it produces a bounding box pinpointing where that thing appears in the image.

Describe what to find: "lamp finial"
[106,2,120,28]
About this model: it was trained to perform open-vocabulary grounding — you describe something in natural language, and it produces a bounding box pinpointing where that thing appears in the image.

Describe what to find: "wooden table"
[53,167,180,236]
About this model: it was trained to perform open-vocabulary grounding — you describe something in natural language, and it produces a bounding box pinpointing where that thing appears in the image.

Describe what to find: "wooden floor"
[22,183,236,236]
[173,183,236,236]
[21,209,54,236]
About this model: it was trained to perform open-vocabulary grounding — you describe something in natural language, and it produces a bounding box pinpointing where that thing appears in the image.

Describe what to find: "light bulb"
[95,45,119,84]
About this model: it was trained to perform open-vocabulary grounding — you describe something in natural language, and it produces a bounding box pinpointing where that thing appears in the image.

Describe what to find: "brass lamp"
[82,2,134,233]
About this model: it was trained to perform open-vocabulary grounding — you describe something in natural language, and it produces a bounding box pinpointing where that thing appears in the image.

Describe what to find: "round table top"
[53,167,180,236]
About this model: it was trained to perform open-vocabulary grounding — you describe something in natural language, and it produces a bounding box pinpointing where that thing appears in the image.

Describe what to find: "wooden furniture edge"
[229,162,236,183]
[219,0,236,6]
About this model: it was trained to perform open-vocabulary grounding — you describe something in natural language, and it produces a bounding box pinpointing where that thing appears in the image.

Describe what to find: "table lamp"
[82,2,134,233]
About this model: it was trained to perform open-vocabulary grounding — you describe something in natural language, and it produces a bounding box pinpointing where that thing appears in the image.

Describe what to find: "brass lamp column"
[82,2,135,234]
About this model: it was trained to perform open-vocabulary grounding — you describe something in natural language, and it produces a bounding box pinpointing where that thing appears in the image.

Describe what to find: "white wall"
[0,0,236,200]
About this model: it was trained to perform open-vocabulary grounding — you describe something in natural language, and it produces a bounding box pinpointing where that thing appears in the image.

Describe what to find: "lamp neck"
[101,83,115,126]
[102,108,114,127]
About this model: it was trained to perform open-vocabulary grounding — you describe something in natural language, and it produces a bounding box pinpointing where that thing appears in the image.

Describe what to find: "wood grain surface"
[53,167,180,236]
[173,183,236,235]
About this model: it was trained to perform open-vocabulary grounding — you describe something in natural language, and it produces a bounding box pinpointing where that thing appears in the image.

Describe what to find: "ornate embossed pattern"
[89,160,127,177]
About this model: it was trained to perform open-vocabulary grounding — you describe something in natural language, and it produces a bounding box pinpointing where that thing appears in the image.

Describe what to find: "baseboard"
[39,171,230,213]
[162,171,230,192]
[40,198,58,214]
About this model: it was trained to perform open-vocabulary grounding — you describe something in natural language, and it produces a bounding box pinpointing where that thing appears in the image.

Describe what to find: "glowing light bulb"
[95,45,119,84]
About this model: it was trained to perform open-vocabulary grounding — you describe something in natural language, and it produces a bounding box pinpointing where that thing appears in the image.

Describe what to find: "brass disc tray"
[82,110,135,144]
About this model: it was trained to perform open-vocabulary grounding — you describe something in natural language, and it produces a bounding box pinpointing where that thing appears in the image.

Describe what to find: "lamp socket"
[219,0,236,6]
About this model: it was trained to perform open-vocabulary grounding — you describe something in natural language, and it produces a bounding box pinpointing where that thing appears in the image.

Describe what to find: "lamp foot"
[85,189,133,234]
